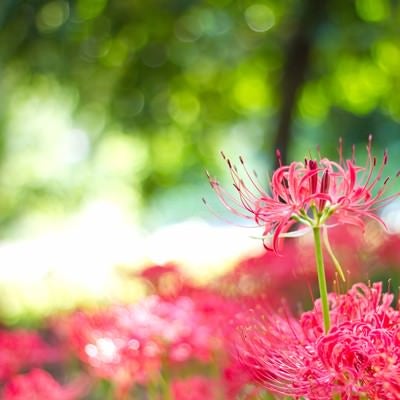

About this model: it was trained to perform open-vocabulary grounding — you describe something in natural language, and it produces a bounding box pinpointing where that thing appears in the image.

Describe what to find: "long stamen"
[201,197,258,227]
[322,227,346,282]
[239,155,267,196]
[338,137,343,165]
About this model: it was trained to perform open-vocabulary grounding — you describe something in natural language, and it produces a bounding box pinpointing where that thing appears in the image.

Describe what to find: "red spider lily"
[0,329,61,381]
[236,282,400,399]
[206,136,399,253]
[2,369,88,400]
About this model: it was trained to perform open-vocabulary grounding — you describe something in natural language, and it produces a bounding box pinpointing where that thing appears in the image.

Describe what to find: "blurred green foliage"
[0,0,400,231]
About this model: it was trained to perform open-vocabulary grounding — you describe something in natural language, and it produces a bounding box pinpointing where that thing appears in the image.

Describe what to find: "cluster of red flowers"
[0,262,265,399]
[64,291,239,397]
[2,244,400,399]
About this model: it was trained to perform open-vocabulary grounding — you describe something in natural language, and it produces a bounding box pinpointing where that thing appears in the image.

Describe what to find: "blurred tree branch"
[273,0,326,166]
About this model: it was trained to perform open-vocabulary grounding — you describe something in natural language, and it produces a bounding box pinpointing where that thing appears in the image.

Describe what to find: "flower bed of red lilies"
[1,224,400,400]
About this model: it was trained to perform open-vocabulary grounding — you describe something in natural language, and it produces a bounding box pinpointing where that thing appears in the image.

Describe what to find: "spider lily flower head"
[206,135,399,253]
[236,282,400,399]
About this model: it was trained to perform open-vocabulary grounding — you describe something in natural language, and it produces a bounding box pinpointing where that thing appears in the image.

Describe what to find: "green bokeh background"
[0,0,399,235]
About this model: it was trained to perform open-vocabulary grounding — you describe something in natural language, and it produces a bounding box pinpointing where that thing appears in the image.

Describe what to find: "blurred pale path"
[0,200,259,321]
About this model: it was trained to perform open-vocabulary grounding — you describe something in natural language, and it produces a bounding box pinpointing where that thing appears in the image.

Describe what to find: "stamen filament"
[323,227,346,282]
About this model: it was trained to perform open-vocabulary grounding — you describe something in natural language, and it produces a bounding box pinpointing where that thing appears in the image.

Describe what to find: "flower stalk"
[312,226,330,333]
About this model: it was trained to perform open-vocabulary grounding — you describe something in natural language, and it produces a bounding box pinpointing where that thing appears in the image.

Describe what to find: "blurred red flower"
[0,330,61,381]
[2,369,87,400]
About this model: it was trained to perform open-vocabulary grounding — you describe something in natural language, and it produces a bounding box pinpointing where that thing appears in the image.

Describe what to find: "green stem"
[160,373,172,400]
[312,226,330,333]
[147,381,159,400]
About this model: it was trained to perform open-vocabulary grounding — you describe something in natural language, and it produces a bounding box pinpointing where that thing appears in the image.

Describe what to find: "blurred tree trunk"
[273,0,326,167]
